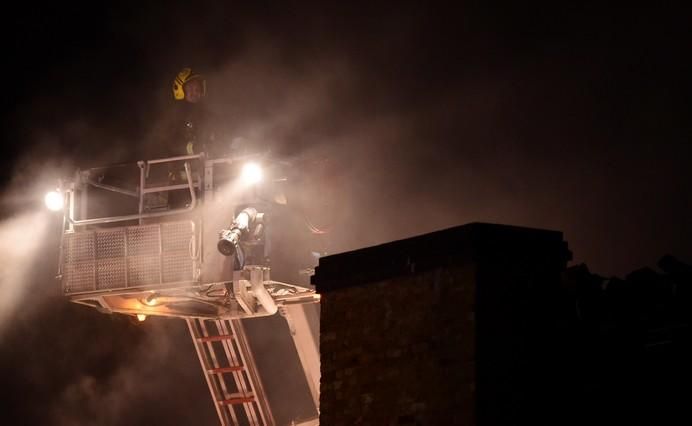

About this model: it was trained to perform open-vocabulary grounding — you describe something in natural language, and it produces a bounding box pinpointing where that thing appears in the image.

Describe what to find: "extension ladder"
[187,318,275,426]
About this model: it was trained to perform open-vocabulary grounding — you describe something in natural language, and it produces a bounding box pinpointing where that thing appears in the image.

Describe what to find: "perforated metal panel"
[64,261,95,293]
[127,225,160,256]
[62,221,197,294]
[163,252,193,283]
[97,258,126,289]
[162,221,193,252]
[96,229,125,259]
[128,254,161,286]
[161,221,195,283]
[64,233,95,264]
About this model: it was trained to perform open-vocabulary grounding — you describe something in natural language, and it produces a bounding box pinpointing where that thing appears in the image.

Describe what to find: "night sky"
[1,2,690,425]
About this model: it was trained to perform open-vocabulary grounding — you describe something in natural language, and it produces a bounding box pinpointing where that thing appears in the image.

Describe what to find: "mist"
[7,4,690,277]
[0,212,50,334]
[2,3,690,425]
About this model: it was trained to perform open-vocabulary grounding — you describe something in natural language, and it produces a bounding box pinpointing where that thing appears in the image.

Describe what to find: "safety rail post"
[67,154,202,227]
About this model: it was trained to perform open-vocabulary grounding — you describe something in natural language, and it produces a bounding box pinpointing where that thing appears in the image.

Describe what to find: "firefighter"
[171,67,251,156]
[173,67,205,104]
[172,67,214,156]
[164,67,217,208]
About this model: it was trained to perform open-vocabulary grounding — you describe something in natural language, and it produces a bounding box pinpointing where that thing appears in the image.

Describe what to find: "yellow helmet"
[173,67,206,101]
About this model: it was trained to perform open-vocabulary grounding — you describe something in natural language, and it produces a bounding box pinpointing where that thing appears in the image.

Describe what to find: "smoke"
[43,317,215,426]
[2,4,691,425]
[0,299,215,426]
[172,39,516,259]
[0,211,50,334]
[169,29,692,278]
[0,147,84,336]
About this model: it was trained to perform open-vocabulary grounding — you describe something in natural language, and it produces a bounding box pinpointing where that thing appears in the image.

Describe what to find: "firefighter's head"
[173,68,206,103]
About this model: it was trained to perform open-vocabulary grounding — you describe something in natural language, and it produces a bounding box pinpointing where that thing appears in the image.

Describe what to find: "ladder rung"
[218,395,255,405]
[198,334,235,342]
[208,366,244,374]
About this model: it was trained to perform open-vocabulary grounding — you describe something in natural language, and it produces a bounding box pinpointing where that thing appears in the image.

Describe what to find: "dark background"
[0,2,690,425]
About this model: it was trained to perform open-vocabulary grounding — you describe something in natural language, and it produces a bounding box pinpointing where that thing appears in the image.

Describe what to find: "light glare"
[44,191,64,211]
[241,163,263,185]
[137,314,147,322]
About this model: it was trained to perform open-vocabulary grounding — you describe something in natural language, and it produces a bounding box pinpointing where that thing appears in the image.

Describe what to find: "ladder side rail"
[217,320,263,425]
[200,319,241,425]
[187,318,232,426]
[229,319,276,426]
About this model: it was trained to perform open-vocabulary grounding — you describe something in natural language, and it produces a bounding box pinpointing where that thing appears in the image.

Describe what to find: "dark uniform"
[166,68,219,208]
[168,100,228,158]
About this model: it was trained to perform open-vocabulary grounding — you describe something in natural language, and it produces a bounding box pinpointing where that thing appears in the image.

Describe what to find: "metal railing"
[66,154,203,227]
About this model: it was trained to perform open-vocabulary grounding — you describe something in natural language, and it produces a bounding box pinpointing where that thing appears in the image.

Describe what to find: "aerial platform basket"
[57,153,319,320]
[55,152,321,425]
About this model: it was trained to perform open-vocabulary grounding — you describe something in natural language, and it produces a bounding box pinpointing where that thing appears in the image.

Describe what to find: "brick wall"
[313,223,571,426]
[320,264,476,425]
